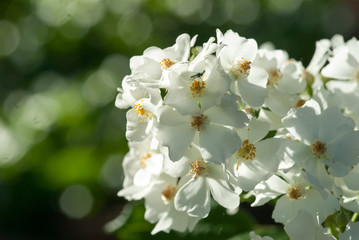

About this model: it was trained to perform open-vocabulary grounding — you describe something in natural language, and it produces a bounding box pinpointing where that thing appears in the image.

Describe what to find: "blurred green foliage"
[0,0,358,239]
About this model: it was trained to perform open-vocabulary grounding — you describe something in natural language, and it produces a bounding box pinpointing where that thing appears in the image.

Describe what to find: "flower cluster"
[115,29,359,239]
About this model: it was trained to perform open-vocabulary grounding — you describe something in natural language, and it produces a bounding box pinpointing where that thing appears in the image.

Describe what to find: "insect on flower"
[190,70,205,80]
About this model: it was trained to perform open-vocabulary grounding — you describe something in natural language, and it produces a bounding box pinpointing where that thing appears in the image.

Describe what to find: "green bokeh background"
[0,0,358,239]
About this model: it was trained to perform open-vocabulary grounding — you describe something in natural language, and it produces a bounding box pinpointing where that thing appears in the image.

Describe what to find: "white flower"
[157,95,248,164]
[217,29,268,107]
[332,177,359,214]
[253,49,306,116]
[173,146,241,218]
[118,136,164,200]
[252,170,340,224]
[226,119,282,191]
[144,174,200,234]
[164,55,230,116]
[282,106,359,185]
[129,33,193,88]
[284,210,336,240]
[305,38,331,89]
[339,221,359,240]
[319,37,359,128]
[125,90,162,142]
[258,108,283,131]
[322,37,359,82]
[254,49,305,93]
[306,39,331,77]
[264,89,305,117]
[249,231,274,240]
[115,75,153,109]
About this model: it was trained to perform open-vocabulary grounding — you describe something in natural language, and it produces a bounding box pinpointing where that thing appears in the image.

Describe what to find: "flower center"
[133,100,153,122]
[189,159,208,178]
[302,70,314,85]
[311,140,327,158]
[191,114,207,131]
[231,58,251,78]
[160,58,175,70]
[287,185,303,200]
[140,152,152,168]
[161,184,177,204]
[236,139,256,169]
[267,68,282,87]
[294,99,306,108]
[355,69,359,82]
[189,72,206,98]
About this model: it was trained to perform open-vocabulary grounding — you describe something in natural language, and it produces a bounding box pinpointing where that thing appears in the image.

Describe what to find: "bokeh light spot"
[225,0,259,25]
[105,0,143,15]
[117,11,153,46]
[267,0,302,14]
[82,69,118,106]
[0,21,20,57]
[101,155,124,189]
[59,185,94,219]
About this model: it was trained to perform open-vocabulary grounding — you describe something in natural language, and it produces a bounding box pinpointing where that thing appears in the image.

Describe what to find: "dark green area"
[0,0,358,239]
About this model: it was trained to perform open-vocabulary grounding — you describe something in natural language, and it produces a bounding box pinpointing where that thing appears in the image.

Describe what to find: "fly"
[190,70,205,80]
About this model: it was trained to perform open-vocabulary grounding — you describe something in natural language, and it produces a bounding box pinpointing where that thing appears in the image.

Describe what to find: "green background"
[0,0,358,239]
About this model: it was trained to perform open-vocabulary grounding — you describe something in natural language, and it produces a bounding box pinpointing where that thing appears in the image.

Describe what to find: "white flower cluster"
[115,29,359,239]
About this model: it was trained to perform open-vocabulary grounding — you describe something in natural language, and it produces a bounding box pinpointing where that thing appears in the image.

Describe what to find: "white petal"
[272,189,339,224]
[318,107,355,144]
[339,221,359,240]
[252,175,287,207]
[258,108,283,130]
[282,107,319,145]
[174,177,211,218]
[221,31,258,61]
[234,139,281,191]
[199,58,230,111]
[207,177,239,210]
[265,89,300,116]
[237,76,267,108]
[326,131,359,177]
[117,184,152,200]
[282,140,312,166]
[157,106,195,161]
[199,124,241,164]
[284,210,336,240]
[247,67,268,88]
[126,109,150,142]
[343,165,359,191]
[146,153,164,175]
[236,161,271,191]
[205,95,249,129]
[322,49,357,79]
[134,168,151,186]
[302,158,332,189]
[307,39,331,75]
[277,61,306,94]
[248,118,270,143]
[164,64,201,115]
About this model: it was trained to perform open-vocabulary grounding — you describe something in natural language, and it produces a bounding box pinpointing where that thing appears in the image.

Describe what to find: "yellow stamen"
[236,139,256,169]
[267,68,282,87]
[189,159,208,178]
[140,152,152,168]
[294,99,306,108]
[189,78,206,98]
[161,184,177,204]
[160,58,175,70]
[287,186,303,200]
[191,114,207,131]
[231,58,251,78]
[311,140,327,158]
[133,100,153,122]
